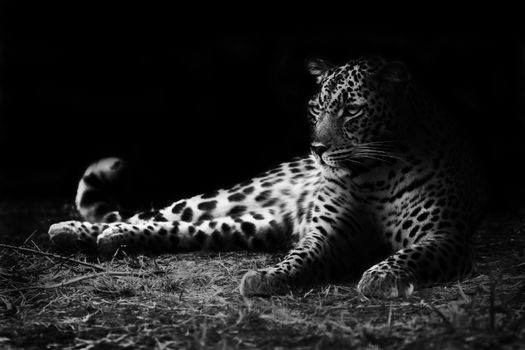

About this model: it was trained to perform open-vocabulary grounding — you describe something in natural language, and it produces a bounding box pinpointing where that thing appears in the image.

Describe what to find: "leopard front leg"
[357,232,474,298]
[240,225,355,296]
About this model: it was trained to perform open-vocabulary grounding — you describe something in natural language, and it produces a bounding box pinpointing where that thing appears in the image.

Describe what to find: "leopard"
[48,57,485,298]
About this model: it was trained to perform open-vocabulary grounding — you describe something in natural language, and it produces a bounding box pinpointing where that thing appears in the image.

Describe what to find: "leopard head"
[307,57,411,175]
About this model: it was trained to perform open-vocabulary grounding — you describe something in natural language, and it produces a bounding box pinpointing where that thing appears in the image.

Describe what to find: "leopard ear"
[377,61,411,84]
[307,58,334,84]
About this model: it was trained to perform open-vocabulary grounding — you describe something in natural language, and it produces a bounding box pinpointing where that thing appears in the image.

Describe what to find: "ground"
[0,200,524,349]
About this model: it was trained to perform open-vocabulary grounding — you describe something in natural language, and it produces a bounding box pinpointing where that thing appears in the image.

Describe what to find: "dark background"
[1,12,525,213]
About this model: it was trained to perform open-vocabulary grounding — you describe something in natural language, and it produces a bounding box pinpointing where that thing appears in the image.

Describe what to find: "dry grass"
[1,201,524,349]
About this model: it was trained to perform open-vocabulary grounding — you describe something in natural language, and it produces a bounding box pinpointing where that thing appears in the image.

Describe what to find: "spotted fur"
[48,57,485,298]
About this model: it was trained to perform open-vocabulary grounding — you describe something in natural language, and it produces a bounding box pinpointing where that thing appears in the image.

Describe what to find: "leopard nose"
[311,143,329,157]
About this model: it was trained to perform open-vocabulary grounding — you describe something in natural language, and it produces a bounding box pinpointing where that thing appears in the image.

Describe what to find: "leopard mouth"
[320,157,350,173]
[320,154,371,177]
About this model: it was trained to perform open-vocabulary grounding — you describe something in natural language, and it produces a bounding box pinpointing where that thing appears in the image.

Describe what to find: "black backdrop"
[1,17,525,212]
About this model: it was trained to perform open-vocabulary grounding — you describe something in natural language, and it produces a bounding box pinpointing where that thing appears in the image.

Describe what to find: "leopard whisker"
[350,145,407,163]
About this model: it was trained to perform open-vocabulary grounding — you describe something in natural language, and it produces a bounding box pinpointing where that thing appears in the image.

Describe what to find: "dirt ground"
[0,200,524,349]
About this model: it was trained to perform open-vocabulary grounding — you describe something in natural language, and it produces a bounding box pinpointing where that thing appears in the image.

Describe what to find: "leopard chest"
[309,169,441,249]
[293,175,386,240]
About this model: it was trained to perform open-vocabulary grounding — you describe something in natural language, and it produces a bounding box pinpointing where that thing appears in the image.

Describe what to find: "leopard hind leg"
[48,221,118,252]
[95,210,289,256]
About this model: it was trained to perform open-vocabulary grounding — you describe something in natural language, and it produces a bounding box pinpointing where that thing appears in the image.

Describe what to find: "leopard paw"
[357,267,415,298]
[239,270,290,297]
[48,221,88,250]
[96,227,126,257]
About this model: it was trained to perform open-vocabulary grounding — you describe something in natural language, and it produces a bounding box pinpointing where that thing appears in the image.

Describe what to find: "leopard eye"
[343,105,364,120]
[308,106,320,125]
